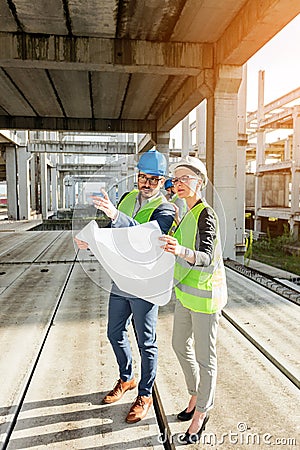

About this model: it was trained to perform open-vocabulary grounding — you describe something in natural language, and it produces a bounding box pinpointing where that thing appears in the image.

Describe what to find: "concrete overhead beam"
[0,130,22,145]
[28,142,136,154]
[216,0,300,65]
[247,87,300,123]
[259,107,294,128]
[0,33,213,76]
[157,69,214,131]
[0,116,156,133]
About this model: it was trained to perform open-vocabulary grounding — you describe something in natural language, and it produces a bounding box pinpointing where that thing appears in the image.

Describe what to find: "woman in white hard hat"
[160,156,227,445]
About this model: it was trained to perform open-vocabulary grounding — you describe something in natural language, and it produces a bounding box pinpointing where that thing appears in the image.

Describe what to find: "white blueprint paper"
[76,220,175,305]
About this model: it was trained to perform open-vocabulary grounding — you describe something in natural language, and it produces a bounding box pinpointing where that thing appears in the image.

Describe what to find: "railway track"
[224,258,300,306]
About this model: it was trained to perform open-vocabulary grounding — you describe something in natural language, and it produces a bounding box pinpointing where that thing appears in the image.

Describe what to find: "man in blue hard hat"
[75,148,175,424]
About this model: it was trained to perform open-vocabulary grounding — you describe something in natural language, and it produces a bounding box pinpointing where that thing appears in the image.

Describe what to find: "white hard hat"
[170,156,208,188]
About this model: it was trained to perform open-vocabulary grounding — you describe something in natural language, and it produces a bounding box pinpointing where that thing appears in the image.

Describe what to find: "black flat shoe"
[181,413,209,444]
[177,407,195,421]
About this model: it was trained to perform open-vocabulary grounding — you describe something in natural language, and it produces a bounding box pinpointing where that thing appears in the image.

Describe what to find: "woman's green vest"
[117,189,163,223]
[173,202,227,314]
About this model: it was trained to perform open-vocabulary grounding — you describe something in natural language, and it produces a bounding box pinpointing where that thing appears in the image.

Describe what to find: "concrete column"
[64,177,74,208]
[30,154,38,212]
[78,181,84,204]
[291,107,300,239]
[5,146,19,220]
[284,138,290,160]
[58,173,65,208]
[205,96,215,206]
[155,131,170,175]
[58,154,64,208]
[127,155,136,191]
[213,65,243,259]
[47,164,51,211]
[254,70,266,233]
[17,146,31,220]
[118,158,128,199]
[196,101,206,158]
[108,182,117,205]
[40,153,48,219]
[181,117,190,158]
[236,65,248,262]
[51,167,58,213]
[70,182,76,207]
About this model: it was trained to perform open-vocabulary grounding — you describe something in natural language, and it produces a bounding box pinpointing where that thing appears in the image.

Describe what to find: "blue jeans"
[107,292,159,397]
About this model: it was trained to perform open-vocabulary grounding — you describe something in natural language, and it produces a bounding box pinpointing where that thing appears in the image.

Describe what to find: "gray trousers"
[172,300,221,413]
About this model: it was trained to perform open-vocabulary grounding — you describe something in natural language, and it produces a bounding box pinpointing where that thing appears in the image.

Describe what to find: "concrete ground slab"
[0,232,35,257]
[35,231,77,263]
[155,299,299,449]
[6,262,163,450]
[225,268,300,381]
[0,220,43,232]
[0,231,62,263]
[1,231,299,449]
[0,263,72,444]
[249,259,298,279]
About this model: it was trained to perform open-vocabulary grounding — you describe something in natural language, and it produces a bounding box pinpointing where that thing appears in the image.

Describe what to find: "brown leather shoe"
[102,378,137,404]
[126,395,153,423]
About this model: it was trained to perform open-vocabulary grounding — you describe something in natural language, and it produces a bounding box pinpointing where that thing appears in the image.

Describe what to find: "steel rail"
[222,310,299,390]
[224,259,300,306]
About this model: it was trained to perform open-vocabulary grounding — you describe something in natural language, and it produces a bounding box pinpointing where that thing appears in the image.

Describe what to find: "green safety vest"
[117,189,163,223]
[173,202,227,313]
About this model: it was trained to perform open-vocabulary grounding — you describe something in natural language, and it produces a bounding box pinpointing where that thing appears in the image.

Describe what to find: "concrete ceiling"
[0,0,299,134]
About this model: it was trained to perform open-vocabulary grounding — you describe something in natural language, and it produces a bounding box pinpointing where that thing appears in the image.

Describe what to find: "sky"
[246,13,300,112]
[171,13,300,147]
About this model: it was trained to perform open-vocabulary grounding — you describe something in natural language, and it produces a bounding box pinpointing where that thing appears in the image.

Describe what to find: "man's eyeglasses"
[138,174,162,186]
[172,175,197,185]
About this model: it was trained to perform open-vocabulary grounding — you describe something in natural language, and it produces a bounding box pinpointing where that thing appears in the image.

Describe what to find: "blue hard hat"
[137,148,167,176]
[164,178,173,189]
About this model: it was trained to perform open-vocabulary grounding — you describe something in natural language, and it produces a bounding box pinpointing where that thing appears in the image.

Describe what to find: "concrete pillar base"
[18,147,31,220]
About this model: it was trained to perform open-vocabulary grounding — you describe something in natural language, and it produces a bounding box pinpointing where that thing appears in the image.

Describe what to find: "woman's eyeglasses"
[172,175,197,185]
[138,174,162,186]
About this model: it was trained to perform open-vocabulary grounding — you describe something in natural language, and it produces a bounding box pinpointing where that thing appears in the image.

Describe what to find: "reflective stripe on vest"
[117,189,163,223]
[173,202,227,314]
